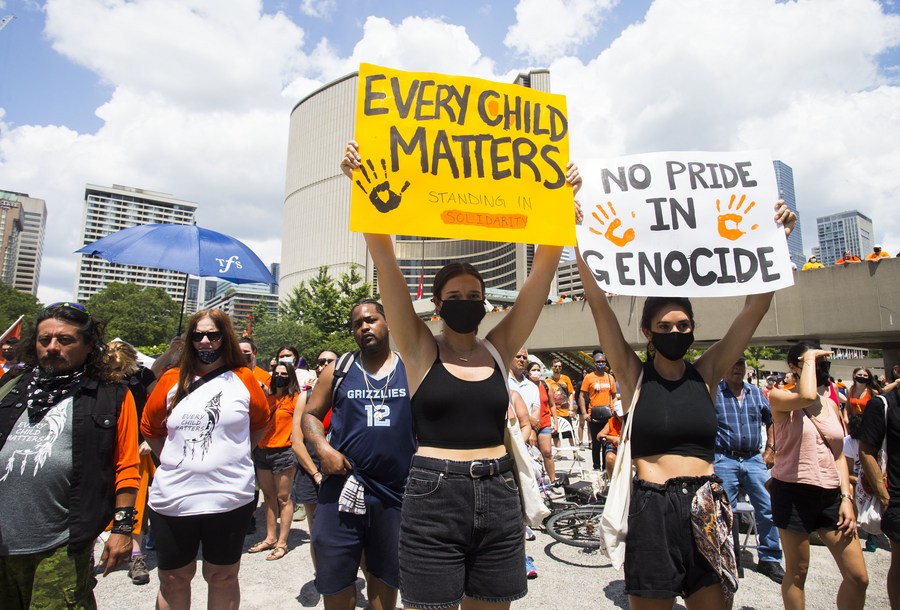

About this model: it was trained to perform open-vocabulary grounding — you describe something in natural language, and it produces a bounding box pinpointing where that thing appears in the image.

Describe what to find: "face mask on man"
[439,300,486,334]
[651,331,694,361]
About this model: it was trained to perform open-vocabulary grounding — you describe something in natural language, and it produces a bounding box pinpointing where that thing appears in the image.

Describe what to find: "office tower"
[74,184,197,302]
[202,280,278,333]
[816,210,874,266]
[12,194,47,296]
[0,193,23,288]
[282,71,554,301]
[773,160,804,268]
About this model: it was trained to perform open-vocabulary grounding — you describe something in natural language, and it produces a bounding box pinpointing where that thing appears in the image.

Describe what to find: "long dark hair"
[270,361,301,396]
[168,309,245,416]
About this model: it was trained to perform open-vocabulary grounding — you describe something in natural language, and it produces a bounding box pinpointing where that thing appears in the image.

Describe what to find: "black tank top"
[630,360,716,461]
[411,347,509,449]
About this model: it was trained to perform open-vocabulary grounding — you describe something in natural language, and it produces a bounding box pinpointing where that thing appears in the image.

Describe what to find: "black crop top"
[629,360,716,461]
[411,347,509,449]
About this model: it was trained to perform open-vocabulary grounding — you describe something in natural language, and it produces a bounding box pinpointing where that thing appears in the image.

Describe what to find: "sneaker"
[128,554,150,585]
[525,555,538,579]
[293,503,307,522]
[865,537,877,552]
[757,561,784,584]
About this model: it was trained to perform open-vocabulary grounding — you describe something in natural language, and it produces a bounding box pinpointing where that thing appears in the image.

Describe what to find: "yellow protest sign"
[350,63,575,246]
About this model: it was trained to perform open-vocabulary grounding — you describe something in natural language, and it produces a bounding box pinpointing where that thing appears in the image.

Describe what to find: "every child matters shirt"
[141,367,269,516]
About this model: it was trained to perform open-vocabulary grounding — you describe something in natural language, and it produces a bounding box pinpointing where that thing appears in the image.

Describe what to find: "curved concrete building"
[282,70,554,302]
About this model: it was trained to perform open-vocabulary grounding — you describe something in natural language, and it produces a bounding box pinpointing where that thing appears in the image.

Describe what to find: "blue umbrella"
[76,224,276,285]
[77,224,276,333]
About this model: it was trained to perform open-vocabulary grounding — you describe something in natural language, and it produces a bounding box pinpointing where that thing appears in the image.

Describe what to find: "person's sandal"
[248,540,276,553]
[266,546,288,561]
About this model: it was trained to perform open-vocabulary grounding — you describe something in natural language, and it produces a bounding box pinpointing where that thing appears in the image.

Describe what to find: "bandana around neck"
[25,367,85,420]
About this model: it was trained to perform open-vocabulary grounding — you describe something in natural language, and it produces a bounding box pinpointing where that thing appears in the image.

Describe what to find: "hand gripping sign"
[576,151,794,297]
[350,63,575,246]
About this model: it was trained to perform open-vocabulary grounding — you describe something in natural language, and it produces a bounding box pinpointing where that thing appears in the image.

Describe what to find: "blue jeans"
[713,453,782,563]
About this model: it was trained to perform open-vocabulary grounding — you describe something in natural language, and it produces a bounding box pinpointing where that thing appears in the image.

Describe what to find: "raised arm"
[341,141,435,373]
[487,164,581,365]
[697,201,797,384]
[768,349,832,413]
[576,246,642,400]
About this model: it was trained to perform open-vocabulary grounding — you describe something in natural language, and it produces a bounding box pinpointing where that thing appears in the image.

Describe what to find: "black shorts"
[252,446,297,473]
[769,478,841,534]
[292,441,321,505]
[399,455,526,609]
[625,476,723,599]
[883,501,900,543]
[147,501,256,570]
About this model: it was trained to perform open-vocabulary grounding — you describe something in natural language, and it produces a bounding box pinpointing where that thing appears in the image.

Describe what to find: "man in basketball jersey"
[302,299,415,610]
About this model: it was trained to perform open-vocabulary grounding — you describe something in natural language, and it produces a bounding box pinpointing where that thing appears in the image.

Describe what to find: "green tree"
[85,282,180,346]
[745,345,786,385]
[0,284,43,334]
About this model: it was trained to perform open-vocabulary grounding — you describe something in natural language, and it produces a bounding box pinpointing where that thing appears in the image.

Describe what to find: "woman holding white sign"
[341,140,580,610]
[576,200,795,609]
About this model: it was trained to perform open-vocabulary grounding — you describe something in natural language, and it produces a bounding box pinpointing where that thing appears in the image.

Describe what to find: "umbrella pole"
[177,274,189,336]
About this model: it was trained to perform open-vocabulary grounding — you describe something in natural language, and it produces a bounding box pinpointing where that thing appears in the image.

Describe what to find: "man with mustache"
[0,303,139,608]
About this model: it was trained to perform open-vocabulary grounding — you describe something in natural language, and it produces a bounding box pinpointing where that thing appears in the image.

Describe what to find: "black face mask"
[197,348,222,365]
[651,331,694,361]
[854,376,869,384]
[815,360,831,387]
[243,353,253,364]
[439,300,486,334]
[273,376,290,388]
[2,350,14,361]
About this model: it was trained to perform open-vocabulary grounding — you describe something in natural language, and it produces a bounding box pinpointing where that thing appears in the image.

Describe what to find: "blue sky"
[0,0,898,302]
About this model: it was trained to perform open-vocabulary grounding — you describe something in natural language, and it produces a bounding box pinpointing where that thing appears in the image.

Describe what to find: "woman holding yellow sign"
[341,140,580,610]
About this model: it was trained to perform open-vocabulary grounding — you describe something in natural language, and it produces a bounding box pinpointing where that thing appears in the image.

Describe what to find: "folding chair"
[553,416,585,478]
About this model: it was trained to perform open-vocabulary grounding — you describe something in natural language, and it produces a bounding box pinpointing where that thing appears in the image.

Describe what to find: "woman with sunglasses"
[768,343,868,609]
[141,309,269,610]
[342,140,580,610]
[248,361,301,561]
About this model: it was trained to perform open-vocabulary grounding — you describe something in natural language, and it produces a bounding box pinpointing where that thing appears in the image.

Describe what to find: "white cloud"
[299,0,336,19]
[505,0,618,63]
[551,0,900,253]
[2,0,900,303]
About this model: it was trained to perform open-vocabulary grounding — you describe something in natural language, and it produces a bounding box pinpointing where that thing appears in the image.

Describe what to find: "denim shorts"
[399,455,526,609]
[625,476,723,599]
[252,446,298,474]
[769,478,841,534]
[312,476,401,595]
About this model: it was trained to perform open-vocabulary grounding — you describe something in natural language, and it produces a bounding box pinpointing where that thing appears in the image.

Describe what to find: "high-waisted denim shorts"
[399,454,526,609]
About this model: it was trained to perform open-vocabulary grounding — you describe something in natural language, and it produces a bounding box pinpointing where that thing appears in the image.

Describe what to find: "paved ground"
[94,450,893,609]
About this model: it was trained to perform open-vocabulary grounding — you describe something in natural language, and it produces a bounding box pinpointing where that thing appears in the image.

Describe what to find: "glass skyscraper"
[773,160,804,268]
[816,211,874,266]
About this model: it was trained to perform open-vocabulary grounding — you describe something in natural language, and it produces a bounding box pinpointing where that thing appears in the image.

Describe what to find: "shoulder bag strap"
[187,365,232,395]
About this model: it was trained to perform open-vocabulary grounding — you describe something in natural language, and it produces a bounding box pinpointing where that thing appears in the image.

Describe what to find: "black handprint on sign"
[354,158,410,213]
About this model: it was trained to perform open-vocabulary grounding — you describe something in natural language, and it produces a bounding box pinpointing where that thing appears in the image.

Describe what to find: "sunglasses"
[46,302,91,317]
[317,358,335,366]
[191,330,223,343]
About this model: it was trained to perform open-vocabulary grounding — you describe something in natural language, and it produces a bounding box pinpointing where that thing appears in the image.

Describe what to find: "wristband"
[841,493,853,501]
[111,506,137,535]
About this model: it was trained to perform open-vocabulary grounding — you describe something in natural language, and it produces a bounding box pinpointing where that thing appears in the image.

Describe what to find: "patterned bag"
[691,480,739,605]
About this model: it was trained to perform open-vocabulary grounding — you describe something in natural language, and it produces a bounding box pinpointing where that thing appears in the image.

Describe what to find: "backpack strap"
[331,350,359,405]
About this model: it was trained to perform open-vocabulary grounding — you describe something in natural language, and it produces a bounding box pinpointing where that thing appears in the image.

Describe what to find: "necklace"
[362,354,394,421]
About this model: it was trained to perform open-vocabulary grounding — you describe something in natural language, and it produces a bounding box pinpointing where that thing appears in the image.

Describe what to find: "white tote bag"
[600,371,643,570]
[857,395,889,535]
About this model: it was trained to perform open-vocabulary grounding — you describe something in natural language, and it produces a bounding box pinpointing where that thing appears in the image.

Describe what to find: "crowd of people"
[0,141,897,610]
[802,246,894,270]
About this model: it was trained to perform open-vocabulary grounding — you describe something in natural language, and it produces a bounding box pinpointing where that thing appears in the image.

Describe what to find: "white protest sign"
[576,150,794,297]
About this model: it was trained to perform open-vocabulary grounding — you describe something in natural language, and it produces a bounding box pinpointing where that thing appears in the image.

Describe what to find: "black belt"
[718,448,759,459]
[411,454,513,478]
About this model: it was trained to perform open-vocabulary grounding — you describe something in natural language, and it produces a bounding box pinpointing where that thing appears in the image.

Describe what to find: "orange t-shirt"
[581,372,617,407]
[607,415,622,438]
[114,389,141,491]
[253,365,272,390]
[547,375,573,417]
[260,393,297,448]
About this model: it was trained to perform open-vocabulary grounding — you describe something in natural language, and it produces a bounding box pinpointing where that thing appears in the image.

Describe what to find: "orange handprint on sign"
[589,201,636,247]
[716,194,759,241]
